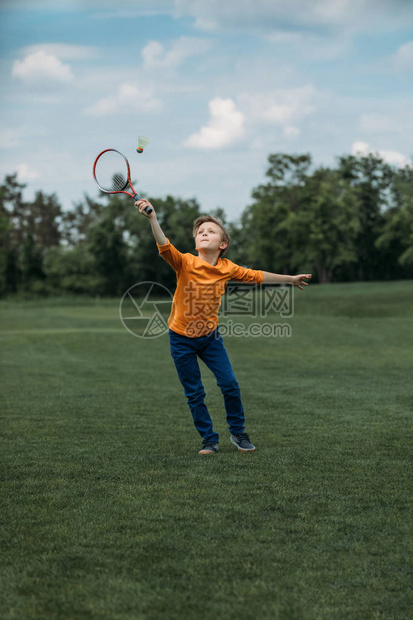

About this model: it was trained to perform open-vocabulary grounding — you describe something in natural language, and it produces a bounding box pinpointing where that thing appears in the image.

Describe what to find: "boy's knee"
[218,376,240,395]
[186,387,206,405]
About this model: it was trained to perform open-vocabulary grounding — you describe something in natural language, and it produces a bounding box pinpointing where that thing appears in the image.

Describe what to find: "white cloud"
[358,114,399,133]
[16,163,38,181]
[266,31,303,44]
[173,0,412,33]
[20,44,99,60]
[242,86,316,126]
[142,41,164,67]
[352,141,371,156]
[378,149,411,168]
[394,41,413,71]
[0,129,22,149]
[184,98,245,149]
[351,141,411,167]
[83,83,162,116]
[12,51,74,85]
[142,36,211,70]
[1,0,77,8]
[266,30,351,62]
[283,126,300,138]
[90,1,173,20]
[5,147,93,200]
[312,0,357,24]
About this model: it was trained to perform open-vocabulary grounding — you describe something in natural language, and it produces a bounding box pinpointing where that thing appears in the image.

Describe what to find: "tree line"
[0,151,412,298]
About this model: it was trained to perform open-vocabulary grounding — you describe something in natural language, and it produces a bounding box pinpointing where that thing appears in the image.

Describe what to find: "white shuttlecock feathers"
[136,135,150,153]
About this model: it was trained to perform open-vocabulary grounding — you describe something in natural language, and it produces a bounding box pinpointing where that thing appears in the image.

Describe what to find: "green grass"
[1,281,412,619]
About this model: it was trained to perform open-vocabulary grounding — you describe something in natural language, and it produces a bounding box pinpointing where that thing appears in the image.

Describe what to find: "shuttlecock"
[136,135,150,153]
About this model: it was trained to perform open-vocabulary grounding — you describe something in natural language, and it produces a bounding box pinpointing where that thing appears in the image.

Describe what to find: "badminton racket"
[93,149,152,214]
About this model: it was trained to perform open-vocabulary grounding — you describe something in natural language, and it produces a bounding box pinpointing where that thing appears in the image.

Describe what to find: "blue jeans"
[169,328,245,442]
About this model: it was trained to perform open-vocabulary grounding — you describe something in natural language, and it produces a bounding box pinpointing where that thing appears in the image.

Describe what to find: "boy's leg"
[169,330,219,443]
[198,330,245,436]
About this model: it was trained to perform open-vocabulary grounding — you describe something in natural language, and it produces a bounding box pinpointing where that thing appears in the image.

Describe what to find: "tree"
[237,155,362,282]
[0,175,65,294]
[291,167,361,283]
[20,232,45,289]
[1,150,409,298]
[0,174,26,295]
[86,200,129,296]
[1,174,26,246]
[28,190,62,247]
[239,154,312,272]
[43,245,103,295]
[0,195,11,296]
[376,164,413,272]
[337,153,394,281]
[61,194,104,246]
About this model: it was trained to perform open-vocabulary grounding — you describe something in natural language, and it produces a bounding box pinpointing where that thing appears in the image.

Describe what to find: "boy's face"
[195,222,228,255]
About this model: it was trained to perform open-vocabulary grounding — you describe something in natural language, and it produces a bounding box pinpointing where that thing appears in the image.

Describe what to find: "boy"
[135,198,311,455]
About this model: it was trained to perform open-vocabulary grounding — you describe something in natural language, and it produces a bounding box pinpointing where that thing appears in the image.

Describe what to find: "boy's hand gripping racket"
[93,149,152,214]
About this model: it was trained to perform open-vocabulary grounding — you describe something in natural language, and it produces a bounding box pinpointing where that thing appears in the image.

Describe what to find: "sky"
[0,0,412,221]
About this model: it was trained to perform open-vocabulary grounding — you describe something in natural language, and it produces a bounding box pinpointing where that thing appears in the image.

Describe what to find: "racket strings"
[94,150,128,192]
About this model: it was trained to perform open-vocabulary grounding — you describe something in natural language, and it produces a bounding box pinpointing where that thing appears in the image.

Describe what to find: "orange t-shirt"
[157,238,264,337]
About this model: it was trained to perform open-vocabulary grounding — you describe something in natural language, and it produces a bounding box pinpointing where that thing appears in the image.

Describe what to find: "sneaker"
[230,432,255,452]
[199,440,219,455]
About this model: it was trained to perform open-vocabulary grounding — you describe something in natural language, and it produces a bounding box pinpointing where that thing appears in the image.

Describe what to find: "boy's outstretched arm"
[262,271,312,290]
[135,199,167,246]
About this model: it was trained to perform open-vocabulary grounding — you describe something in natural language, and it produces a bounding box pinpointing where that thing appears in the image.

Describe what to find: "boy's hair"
[193,215,230,257]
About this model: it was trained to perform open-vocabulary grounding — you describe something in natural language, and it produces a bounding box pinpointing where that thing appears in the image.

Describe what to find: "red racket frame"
[93,148,152,213]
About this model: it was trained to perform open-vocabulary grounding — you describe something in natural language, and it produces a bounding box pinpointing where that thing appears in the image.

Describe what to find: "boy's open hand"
[135,199,155,218]
[291,274,312,289]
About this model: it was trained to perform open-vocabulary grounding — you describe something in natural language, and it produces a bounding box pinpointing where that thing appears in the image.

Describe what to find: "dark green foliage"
[43,245,104,295]
[240,154,312,273]
[1,149,413,298]
[0,175,63,295]
[60,195,104,246]
[290,167,361,283]
[86,210,129,297]
[376,165,413,271]
[233,152,413,282]
[336,154,394,281]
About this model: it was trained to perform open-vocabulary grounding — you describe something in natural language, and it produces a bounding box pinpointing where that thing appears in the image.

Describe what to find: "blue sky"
[1,0,412,220]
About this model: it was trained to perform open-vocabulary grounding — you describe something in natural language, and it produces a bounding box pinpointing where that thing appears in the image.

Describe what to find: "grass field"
[1,281,412,619]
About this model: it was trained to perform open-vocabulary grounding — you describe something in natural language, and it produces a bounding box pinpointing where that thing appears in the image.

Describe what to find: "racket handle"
[133,193,152,214]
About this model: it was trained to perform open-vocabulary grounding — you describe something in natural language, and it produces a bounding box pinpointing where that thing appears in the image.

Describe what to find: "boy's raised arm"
[135,199,167,246]
[262,271,312,290]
